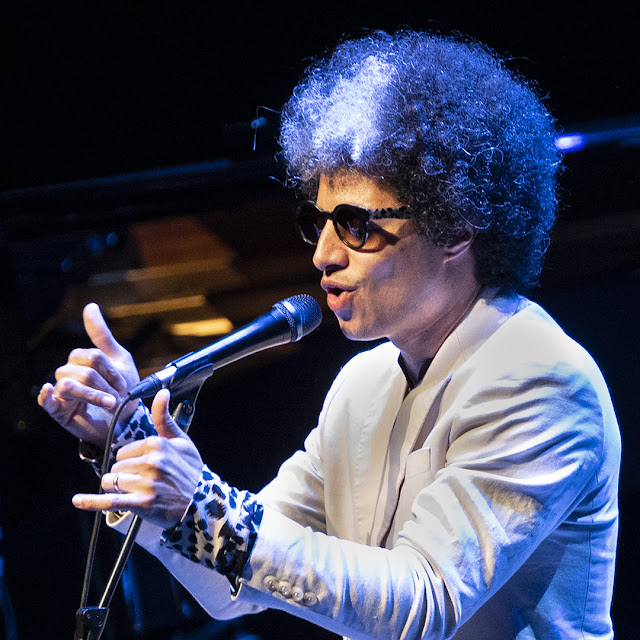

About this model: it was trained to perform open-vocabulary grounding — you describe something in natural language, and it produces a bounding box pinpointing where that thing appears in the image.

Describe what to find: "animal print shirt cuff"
[79,401,157,475]
[160,465,264,589]
[117,401,158,444]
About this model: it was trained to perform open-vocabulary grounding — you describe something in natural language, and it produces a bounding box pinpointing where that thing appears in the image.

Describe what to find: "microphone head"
[273,294,323,342]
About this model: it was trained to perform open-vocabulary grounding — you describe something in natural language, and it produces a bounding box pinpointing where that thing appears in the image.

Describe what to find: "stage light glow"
[554,134,585,152]
[168,317,234,337]
[108,295,207,318]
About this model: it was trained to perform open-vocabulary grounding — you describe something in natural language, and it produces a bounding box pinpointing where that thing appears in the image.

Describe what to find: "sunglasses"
[295,201,414,249]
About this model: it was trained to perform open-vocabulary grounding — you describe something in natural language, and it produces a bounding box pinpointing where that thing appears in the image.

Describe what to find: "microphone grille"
[274,294,323,341]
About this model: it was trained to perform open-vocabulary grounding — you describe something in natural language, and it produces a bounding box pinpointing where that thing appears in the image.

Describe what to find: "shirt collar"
[397,354,433,391]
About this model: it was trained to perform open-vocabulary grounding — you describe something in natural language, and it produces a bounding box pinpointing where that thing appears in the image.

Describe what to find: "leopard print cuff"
[160,465,264,588]
[79,401,157,475]
[118,401,158,444]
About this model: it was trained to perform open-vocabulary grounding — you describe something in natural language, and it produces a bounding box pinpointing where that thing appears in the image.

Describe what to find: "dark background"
[1,2,639,639]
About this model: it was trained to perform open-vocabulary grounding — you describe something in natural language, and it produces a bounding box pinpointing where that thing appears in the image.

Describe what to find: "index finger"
[64,349,128,397]
[72,491,146,513]
[114,435,163,461]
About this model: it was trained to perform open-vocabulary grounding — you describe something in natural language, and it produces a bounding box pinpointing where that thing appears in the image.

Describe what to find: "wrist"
[161,465,264,588]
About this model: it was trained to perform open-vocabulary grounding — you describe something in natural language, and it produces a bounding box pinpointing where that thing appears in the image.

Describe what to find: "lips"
[322,281,354,314]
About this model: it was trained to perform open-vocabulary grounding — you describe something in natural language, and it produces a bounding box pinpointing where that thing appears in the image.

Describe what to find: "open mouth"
[325,287,353,313]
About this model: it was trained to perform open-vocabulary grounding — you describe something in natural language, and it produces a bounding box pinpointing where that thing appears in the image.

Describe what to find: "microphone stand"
[73,382,205,640]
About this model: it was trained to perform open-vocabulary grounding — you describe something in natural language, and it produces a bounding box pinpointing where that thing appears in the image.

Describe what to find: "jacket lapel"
[371,373,453,546]
[351,362,406,544]
[359,287,524,546]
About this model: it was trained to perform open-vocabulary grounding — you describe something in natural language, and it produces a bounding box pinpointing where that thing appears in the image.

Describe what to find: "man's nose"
[312,220,349,272]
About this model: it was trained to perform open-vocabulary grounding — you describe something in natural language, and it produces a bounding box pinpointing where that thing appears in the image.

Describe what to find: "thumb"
[83,303,129,361]
[151,389,184,439]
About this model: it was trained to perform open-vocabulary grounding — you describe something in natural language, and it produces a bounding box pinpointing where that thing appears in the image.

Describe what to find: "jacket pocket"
[393,447,435,535]
[405,446,432,479]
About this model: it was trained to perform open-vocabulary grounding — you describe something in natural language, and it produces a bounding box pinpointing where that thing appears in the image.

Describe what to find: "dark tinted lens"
[334,205,368,248]
[296,203,328,245]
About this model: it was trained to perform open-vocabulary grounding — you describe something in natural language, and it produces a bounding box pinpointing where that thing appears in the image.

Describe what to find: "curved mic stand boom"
[73,380,207,640]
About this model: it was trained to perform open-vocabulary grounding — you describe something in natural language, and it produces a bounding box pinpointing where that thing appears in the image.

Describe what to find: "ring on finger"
[113,472,124,494]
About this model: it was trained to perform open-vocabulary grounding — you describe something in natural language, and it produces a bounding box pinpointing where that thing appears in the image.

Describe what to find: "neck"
[397,282,482,381]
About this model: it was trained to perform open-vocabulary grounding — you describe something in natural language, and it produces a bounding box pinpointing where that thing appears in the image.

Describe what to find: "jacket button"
[291,586,304,602]
[278,581,292,597]
[263,576,278,591]
[302,592,318,606]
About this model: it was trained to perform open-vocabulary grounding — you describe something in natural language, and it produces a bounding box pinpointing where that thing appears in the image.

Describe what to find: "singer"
[38,29,620,639]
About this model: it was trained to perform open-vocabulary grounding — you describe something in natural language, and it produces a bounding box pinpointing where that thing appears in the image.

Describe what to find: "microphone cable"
[78,395,135,612]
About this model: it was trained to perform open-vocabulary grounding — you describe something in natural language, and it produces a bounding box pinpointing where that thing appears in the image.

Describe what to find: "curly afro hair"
[279,29,562,292]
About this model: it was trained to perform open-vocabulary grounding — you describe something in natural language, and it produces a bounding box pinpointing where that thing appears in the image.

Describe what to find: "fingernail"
[102,395,116,409]
[72,495,83,508]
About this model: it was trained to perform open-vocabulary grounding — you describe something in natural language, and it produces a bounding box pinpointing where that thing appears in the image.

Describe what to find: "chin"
[338,321,380,343]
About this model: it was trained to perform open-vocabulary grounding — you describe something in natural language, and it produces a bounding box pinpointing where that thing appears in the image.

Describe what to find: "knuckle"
[148,478,160,496]
[85,349,104,367]
[146,452,164,471]
[146,436,164,452]
[140,494,155,509]
[55,377,75,394]
[68,347,86,361]
[141,477,157,496]
[54,365,69,382]
[77,368,98,387]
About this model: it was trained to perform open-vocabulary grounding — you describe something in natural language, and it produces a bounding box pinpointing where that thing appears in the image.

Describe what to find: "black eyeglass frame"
[295,200,414,249]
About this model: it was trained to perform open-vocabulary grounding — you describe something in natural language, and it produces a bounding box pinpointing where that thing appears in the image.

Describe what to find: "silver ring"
[113,472,123,494]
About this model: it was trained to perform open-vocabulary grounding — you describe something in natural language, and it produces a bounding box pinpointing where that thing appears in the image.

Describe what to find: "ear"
[443,227,476,263]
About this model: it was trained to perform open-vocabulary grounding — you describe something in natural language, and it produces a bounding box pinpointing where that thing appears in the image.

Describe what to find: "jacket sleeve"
[105,372,340,621]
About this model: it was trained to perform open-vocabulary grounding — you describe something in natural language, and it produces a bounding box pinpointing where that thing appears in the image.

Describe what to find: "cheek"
[368,251,404,284]
[369,251,425,296]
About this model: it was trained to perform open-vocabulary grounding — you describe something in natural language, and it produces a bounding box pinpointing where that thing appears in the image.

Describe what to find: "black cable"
[78,397,135,610]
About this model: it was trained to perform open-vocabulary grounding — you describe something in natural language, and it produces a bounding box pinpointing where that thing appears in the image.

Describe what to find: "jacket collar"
[419,286,525,391]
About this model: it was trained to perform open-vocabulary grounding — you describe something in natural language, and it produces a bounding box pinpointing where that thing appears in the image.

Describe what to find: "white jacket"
[123,288,620,639]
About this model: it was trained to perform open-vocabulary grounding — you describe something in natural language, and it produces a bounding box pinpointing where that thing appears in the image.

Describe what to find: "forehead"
[317,172,404,211]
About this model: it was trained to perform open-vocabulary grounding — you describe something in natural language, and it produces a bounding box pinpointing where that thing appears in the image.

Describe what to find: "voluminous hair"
[279,29,562,292]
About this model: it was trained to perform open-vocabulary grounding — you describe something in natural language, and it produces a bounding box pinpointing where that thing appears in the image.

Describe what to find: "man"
[38,29,620,639]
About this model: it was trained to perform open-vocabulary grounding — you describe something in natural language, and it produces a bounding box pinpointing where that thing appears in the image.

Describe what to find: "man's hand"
[72,389,205,530]
[37,303,140,447]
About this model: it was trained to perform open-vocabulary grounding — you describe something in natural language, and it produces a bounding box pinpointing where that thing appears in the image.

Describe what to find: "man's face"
[313,172,462,355]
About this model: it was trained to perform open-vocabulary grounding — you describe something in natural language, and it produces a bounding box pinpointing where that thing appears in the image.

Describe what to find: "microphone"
[128,294,322,400]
